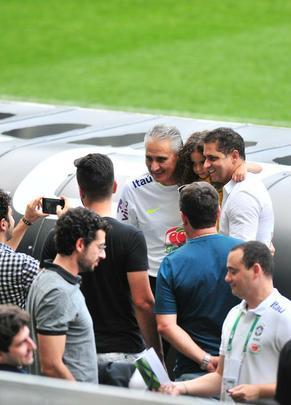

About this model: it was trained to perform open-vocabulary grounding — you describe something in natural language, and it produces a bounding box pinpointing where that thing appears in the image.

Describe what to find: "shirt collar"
[0,242,14,252]
[223,179,236,195]
[239,288,279,316]
[43,260,81,285]
[0,364,27,373]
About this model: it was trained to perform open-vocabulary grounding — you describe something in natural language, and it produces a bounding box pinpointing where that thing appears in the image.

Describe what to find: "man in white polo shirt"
[203,127,274,246]
[162,241,291,402]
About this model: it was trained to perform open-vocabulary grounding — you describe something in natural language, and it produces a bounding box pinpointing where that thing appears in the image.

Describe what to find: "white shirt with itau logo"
[116,173,182,277]
[220,288,291,388]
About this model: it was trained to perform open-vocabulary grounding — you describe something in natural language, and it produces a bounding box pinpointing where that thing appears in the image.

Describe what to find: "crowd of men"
[0,125,290,403]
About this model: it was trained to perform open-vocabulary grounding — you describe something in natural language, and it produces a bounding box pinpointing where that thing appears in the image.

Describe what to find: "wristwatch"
[200,352,211,370]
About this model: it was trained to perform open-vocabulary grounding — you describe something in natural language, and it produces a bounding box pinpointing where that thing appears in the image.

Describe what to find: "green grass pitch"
[0,0,291,126]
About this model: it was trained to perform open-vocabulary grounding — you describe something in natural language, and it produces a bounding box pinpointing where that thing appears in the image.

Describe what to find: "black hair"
[179,181,218,229]
[230,241,274,276]
[0,189,11,221]
[0,305,30,353]
[204,127,246,160]
[74,153,114,201]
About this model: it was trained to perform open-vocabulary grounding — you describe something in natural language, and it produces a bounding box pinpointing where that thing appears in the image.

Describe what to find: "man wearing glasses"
[27,207,108,382]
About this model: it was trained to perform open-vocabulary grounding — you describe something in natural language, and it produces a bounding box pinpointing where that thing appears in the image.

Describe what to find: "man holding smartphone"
[42,197,65,215]
[0,189,47,309]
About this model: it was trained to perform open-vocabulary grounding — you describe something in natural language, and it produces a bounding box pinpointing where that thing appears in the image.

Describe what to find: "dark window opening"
[0,113,14,120]
[245,141,257,147]
[70,132,146,147]
[3,123,89,139]
[273,156,291,166]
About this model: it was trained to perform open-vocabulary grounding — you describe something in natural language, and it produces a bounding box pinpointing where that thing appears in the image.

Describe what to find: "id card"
[221,357,241,402]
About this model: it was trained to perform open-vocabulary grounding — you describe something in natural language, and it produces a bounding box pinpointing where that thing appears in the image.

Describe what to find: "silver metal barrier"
[0,372,216,405]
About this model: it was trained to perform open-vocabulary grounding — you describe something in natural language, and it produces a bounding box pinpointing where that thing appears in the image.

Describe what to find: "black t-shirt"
[41,217,149,353]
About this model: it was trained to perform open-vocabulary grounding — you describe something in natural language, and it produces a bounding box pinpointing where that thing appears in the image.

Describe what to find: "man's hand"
[269,241,276,256]
[159,382,183,396]
[56,196,70,218]
[232,163,247,183]
[228,384,260,402]
[206,355,219,372]
[24,197,48,224]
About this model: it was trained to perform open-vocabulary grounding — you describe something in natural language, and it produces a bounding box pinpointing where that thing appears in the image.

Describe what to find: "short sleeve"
[219,307,238,356]
[117,183,138,227]
[35,288,76,335]
[275,310,291,351]
[155,257,177,314]
[125,228,148,272]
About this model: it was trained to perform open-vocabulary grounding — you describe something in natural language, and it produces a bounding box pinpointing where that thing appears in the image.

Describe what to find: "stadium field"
[0,0,291,126]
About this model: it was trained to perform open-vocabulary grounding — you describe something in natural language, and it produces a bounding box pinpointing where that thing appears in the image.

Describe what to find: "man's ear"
[231,149,240,163]
[75,238,85,253]
[180,211,188,227]
[216,205,221,223]
[252,262,262,278]
[0,351,7,363]
[112,180,117,194]
[78,186,85,200]
[0,218,7,232]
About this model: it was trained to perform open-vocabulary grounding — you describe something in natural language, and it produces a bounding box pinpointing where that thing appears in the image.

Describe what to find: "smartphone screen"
[42,198,64,214]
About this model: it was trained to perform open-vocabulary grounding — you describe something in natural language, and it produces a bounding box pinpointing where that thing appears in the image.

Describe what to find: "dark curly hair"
[0,305,30,352]
[54,207,110,256]
[176,131,209,186]
[0,189,11,221]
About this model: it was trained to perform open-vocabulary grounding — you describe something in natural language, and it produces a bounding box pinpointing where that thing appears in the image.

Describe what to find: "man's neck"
[224,160,245,186]
[246,283,274,309]
[187,226,217,239]
[53,255,79,277]
[85,198,112,217]
[0,235,8,245]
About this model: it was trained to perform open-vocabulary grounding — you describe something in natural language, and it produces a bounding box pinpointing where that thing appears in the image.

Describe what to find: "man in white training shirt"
[117,125,183,291]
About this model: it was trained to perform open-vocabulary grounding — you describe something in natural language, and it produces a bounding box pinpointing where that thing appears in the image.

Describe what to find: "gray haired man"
[117,125,183,291]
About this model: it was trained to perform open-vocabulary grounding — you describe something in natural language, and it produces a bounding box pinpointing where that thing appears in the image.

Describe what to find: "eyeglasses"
[97,244,106,252]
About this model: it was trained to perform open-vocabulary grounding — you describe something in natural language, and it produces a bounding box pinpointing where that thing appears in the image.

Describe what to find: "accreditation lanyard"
[227,311,261,354]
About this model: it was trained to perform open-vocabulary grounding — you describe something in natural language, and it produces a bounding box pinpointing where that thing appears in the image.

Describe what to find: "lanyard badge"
[221,312,261,402]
